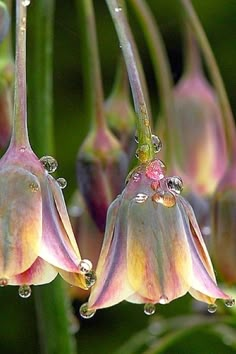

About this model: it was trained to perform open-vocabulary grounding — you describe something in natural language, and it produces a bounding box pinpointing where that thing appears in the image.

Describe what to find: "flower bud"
[76,127,128,232]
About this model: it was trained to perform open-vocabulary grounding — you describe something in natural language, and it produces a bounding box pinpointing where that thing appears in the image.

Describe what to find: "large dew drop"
[225,299,235,308]
[79,303,96,319]
[57,177,67,189]
[18,285,31,298]
[78,259,93,274]
[40,156,58,173]
[152,191,176,208]
[208,303,217,313]
[144,303,156,316]
[85,270,97,288]
[167,176,183,194]
[134,193,148,204]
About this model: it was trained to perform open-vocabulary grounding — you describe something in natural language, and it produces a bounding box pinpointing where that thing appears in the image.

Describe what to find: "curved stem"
[183,22,202,76]
[76,0,106,131]
[179,0,236,163]
[10,0,29,148]
[106,0,154,163]
[129,0,175,165]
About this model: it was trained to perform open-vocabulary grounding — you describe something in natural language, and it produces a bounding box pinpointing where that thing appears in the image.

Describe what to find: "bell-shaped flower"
[0,1,92,292]
[84,158,231,316]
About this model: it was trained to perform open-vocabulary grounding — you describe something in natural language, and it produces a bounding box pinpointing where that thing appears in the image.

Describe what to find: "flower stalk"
[106,0,154,163]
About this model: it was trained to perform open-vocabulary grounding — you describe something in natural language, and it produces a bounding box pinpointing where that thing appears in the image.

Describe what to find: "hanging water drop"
[57,177,67,189]
[208,303,217,313]
[79,303,96,319]
[115,7,122,12]
[78,259,93,274]
[22,0,30,6]
[40,156,58,173]
[18,285,31,298]
[167,176,183,194]
[159,295,169,304]
[134,193,148,204]
[85,270,97,288]
[144,303,156,316]
[152,135,162,153]
[225,299,235,308]
[0,278,8,287]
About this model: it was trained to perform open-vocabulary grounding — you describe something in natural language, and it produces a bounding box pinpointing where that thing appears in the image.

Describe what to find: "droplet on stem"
[167,176,183,194]
[152,135,162,153]
[144,303,156,316]
[85,270,97,288]
[40,156,58,173]
[18,285,31,298]
[22,0,31,7]
[114,7,122,12]
[79,303,96,319]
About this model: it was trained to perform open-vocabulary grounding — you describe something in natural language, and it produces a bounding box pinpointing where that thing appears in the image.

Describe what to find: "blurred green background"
[1,0,236,353]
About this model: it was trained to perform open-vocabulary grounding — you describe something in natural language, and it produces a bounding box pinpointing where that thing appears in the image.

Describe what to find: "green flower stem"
[28,0,54,155]
[111,57,129,99]
[27,1,77,354]
[183,22,202,76]
[75,0,107,131]
[106,0,154,163]
[179,0,236,163]
[129,0,175,165]
[10,0,30,148]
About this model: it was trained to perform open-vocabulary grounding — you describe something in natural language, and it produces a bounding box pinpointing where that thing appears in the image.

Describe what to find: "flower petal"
[39,177,81,272]
[9,257,57,285]
[88,197,134,309]
[0,167,42,277]
[127,198,192,303]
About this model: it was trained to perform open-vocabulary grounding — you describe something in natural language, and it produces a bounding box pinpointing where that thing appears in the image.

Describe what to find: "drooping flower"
[84,158,231,316]
[0,1,92,292]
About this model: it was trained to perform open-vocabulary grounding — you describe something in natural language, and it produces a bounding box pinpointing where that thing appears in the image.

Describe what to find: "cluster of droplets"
[135,134,162,161]
[207,299,235,314]
[40,156,68,190]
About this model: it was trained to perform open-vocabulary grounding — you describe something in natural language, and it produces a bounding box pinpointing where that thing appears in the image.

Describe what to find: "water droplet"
[40,156,58,173]
[22,0,30,6]
[115,7,122,12]
[144,303,156,316]
[19,146,26,152]
[152,191,176,208]
[0,278,8,287]
[132,172,141,182]
[134,193,148,204]
[152,135,162,153]
[79,303,96,319]
[18,285,31,298]
[167,176,183,194]
[208,303,217,313]
[29,182,39,192]
[225,299,235,308]
[135,134,139,143]
[159,295,169,304]
[57,177,67,189]
[78,259,93,274]
[119,44,122,49]
[135,144,150,161]
[85,270,97,288]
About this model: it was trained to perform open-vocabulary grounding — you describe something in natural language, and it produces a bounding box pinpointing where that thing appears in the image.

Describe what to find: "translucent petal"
[0,167,42,277]
[88,197,134,309]
[9,257,57,285]
[127,199,192,303]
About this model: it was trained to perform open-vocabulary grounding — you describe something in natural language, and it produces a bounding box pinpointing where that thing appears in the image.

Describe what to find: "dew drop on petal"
[57,177,67,189]
[159,295,169,304]
[167,176,183,194]
[85,270,97,288]
[208,303,217,313]
[40,156,58,173]
[134,193,148,204]
[79,303,96,319]
[22,0,30,6]
[152,135,162,153]
[132,172,141,182]
[144,303,156,316]
[115,6,122,12]
[225,299,235,308]
[78,259,93,274]
[0,278,8,287]
[18,285,31,298]
[152,191,176,208]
